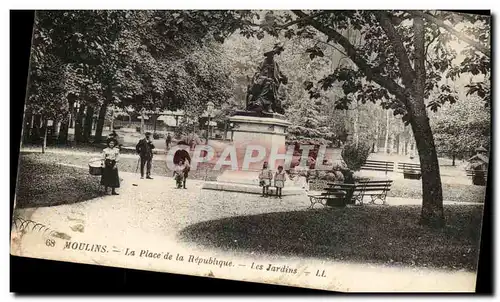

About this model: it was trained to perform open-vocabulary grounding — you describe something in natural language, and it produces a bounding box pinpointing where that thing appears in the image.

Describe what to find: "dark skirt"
[101,159,120,188]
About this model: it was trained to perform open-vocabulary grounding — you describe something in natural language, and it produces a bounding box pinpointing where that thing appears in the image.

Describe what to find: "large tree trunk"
[95,89,112,144]
[223,121,228,141]
[83,106,94,142]
[58,100,73,145]
[31,114,42,143]
[452,153,456,166]
[22,111,33,144]
[399,135,405,155]
[409,115,444,226]
[384,110,390,154]
[42,118,48,153]
[74,104,86,143]
[140,112,145,135]
[412,14,444,227]
[94,102,109,144]
[354,101,359,147]
[58,118,69,144]
[389,134,396,155]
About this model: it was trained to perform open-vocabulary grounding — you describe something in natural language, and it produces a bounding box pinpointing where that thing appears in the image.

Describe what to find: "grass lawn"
[179,204,484,271]
[388,179,486,203]
[19,152,223,181]
[309,178,486,203]
[14,156,102,208]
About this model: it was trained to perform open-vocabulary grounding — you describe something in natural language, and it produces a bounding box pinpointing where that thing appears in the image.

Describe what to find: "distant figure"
[165,133,172,150]
[258,161,273,197]
[108,130,122,149]
[274,165,286,199]
[108,131,117,139]
[136,132,155,179]
[340,167,355,204]
[101,138,120,195]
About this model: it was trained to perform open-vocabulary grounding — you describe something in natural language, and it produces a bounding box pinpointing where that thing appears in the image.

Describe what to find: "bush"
[341,143,371,171]
[326,172,336,181]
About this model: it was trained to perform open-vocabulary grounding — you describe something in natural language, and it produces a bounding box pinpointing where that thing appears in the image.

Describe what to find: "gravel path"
[11,167,478,292]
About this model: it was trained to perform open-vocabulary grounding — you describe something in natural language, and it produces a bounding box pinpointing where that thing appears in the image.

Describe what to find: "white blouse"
[102,147,120,161]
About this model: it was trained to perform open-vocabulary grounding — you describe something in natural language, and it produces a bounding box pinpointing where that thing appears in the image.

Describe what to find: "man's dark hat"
[145,132,152,136]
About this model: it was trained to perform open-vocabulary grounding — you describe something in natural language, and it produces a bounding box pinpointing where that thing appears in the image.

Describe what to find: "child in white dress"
[274,165,286,199]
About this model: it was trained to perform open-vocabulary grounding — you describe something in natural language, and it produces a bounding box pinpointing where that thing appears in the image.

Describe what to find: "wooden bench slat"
[356,180,393,183]
[363,167,394,169]
[327,181,392,186]
[310,179,393,208]
[362,160,395,173]
[361,167,394,171]
[358,188,391,192]
[365,160,394,164]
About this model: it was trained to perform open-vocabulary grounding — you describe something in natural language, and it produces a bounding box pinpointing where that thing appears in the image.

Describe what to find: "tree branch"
[414,14,426,99]
[375,11,417,89]
[411,11,490,57]
[313,38,349,57]
[292,10,409,108]
[278,11,331,29]
[424,27,440,58]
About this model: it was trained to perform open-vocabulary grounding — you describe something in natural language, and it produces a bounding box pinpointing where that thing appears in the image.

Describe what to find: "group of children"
[258,162,286,198]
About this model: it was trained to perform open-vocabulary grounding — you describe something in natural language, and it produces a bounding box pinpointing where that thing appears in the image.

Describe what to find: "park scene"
[12,10,490,292]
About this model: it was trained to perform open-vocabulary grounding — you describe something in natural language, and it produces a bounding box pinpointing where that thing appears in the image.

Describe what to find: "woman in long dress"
[101,138,120,195]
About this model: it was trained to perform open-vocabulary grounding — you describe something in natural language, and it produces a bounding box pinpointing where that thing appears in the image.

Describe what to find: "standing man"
[165,132,172,150]
[136,132,155,179]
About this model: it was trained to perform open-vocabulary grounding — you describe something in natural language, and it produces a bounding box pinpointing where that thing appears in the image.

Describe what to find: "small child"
[274,165,286,199]
[173,160,186,189]
[258,161,273,197]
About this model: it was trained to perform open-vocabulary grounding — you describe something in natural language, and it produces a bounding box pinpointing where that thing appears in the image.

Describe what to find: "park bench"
[307,190,347,209]
[361,160,395,174]
[397,162,422,180]
[466,169,488,177]
[466,169,488,184]
[327,179,393,205]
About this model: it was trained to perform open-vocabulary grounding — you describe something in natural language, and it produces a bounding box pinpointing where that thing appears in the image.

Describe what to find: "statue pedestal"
[202,114,307,196]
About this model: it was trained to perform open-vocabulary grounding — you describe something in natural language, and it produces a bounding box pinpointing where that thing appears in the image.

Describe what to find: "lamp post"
[140,107,146,135]
[229,122,234,141]
[205,101,215,145]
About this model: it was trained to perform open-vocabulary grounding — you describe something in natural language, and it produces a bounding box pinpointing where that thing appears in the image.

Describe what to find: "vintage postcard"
[10,10,490,292]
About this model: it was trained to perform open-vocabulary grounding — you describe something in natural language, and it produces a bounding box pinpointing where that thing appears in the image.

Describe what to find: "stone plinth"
[202,113,306,196]
[229,114,291,170]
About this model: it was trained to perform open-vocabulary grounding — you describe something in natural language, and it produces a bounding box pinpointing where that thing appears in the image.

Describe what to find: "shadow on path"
[179,204,483,272]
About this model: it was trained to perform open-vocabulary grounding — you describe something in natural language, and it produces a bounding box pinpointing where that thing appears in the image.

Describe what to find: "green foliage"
[246,10,490,123]
[27,10,243,122]
[431,95,490,159]
[341,142,371,171]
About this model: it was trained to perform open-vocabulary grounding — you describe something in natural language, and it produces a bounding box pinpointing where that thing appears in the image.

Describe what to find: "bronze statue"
[246,44,288,115]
